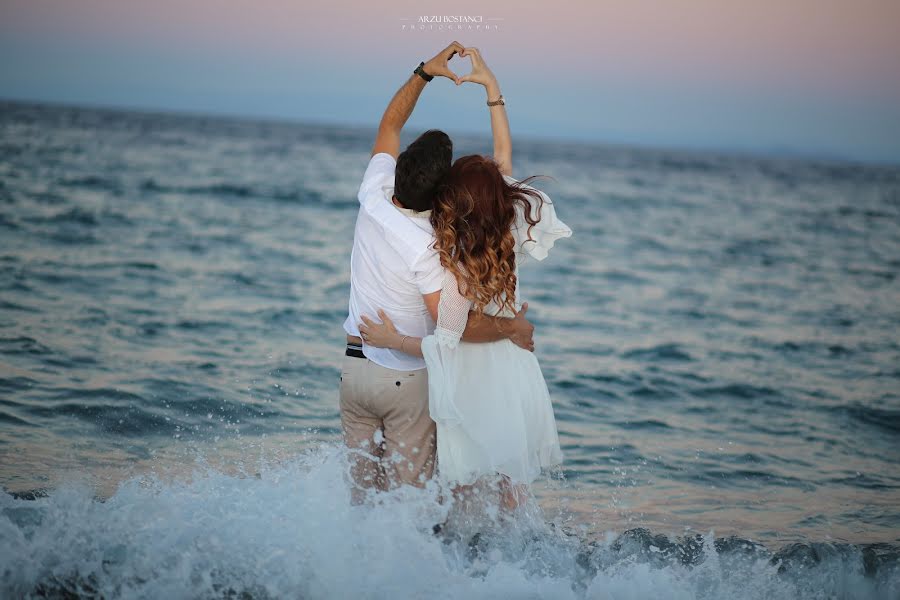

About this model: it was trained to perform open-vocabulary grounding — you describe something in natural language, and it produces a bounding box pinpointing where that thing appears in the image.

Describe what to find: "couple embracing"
[339,42,571,513]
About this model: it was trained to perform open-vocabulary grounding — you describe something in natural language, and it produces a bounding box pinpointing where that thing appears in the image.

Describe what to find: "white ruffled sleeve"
[504,174,572,261]
[420,269,473,425]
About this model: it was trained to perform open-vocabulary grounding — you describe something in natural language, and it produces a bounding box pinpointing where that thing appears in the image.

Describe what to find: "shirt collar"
[383,185,432,219]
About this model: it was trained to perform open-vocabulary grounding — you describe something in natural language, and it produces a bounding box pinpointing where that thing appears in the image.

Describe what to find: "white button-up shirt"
[342,153,443,371]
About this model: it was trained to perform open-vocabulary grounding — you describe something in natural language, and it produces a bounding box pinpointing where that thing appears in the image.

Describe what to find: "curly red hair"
[430,155,544,315]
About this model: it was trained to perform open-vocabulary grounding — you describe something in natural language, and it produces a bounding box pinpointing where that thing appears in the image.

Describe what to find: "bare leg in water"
[448,475,527,512]
[499,475,528,512]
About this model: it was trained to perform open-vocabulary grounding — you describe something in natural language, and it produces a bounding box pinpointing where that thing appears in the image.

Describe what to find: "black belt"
[346,343,365,359]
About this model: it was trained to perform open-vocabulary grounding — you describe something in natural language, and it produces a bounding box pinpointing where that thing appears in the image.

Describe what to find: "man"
[340,41,535,503]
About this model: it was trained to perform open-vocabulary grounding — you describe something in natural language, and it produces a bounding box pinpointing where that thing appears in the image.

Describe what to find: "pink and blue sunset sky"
[2,0,899,162]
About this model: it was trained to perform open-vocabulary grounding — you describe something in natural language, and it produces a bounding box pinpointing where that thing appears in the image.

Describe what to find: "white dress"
[421,176,572,486]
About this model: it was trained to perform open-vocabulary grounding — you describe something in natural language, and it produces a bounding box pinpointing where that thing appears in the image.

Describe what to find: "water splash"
[1,445,897,599]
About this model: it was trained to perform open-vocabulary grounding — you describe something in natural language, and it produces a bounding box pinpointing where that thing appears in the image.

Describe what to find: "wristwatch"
[414,62,434,82]
[487,94,505,107]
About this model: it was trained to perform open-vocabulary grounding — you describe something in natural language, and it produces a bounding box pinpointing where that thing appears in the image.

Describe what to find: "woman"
[359,47,571,509]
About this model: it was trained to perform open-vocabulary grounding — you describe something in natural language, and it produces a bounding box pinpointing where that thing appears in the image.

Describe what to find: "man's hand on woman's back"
[506,303,535,352]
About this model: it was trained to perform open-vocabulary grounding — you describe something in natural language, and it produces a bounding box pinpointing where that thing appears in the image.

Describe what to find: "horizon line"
[2,95,897,169]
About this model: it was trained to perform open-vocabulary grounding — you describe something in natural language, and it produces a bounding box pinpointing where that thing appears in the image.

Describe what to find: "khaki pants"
[339,353,436,502]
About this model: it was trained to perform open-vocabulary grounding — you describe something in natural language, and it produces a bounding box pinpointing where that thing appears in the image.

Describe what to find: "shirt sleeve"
[358,153,397,207]
[410,248,445,295]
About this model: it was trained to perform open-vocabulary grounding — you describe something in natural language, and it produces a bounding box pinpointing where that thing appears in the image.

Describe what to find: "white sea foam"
[1,444,896,599]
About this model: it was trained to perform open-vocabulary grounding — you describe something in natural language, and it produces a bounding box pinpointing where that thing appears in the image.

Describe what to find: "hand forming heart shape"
[454,47,496,88]
[422,41,465,83]
[422,42,498,90]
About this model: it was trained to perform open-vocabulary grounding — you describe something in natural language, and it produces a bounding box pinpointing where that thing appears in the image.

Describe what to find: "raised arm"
[457,47,511,176]
[371,41,464,158]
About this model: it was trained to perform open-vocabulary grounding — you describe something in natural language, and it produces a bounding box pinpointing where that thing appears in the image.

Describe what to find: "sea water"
[0,101,898,597]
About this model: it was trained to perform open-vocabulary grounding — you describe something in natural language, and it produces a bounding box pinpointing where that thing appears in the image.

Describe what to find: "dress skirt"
[422,335,563,486]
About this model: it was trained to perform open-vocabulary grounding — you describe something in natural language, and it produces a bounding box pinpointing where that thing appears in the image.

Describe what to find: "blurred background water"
[1,100,899,598]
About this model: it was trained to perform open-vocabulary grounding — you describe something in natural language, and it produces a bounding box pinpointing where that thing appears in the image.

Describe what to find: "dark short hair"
[394,129,453,212]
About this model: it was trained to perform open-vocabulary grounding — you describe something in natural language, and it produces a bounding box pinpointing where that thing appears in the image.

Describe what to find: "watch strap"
[414,62,434,82]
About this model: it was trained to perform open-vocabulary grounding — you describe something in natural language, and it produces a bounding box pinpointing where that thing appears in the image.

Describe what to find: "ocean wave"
[622,343,694,363]
[24,206,99,226]
[58,174,123,195]
[0,446,896,599]
[830,404,900,436]
[137,178,356,208]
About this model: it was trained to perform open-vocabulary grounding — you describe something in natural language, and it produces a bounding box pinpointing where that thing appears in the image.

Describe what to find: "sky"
[1,0,899,163]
